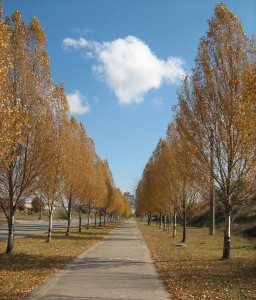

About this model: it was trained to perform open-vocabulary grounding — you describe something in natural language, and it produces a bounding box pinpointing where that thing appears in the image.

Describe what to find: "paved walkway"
[25,219,170,300]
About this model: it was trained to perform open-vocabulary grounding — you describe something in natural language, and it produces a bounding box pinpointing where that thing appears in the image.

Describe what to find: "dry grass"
[137,221,256,300]
[0,211,7,225]
[0,222,121,300]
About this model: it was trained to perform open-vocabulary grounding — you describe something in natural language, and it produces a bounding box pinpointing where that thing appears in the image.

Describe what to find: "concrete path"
[25,219,170,300]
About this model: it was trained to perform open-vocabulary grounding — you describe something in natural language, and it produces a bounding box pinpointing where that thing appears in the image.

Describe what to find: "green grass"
[138,221,256,300]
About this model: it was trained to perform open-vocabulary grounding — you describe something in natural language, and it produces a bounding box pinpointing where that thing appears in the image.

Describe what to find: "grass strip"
[137,221,256,300]
[0,222,121,300]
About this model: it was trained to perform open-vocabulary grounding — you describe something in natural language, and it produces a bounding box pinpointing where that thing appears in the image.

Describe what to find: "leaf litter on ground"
[0,222,121,300]
[137,221,256,300]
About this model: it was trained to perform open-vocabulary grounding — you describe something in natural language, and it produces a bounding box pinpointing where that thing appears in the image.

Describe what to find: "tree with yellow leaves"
[0,11,52,254]
[123,197,132,218]
[151,138,181,233]
[84,138,101,230]
[0,9,28,169]
[0,3,12,165]
[60,116,84,236]
[73,123,95,232]
[99,159,115,225]
[134,179,148,220]
[95,160,110,226]
[107,187,125,219]
[135,155,162,225]
[38,83,69,242]
[167,122,202,243]
[176,4,256,259]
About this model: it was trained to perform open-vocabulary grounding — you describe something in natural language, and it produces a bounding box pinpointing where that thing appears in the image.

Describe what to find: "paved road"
[0,220,81,241]
[24,219,170,300]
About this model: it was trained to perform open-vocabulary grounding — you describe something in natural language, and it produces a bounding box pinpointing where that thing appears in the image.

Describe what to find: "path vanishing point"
[24,219,170,300]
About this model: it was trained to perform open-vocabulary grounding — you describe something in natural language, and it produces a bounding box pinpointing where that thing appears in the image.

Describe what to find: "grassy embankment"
[0,220,121,300]
[137,220,256,300]
[0,209,81,225]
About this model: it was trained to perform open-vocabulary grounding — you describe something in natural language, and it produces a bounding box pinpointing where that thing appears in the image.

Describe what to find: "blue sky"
[3,0,255,193]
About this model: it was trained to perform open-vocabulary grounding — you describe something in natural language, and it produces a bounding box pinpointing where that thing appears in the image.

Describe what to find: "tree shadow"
[0,252,74,271]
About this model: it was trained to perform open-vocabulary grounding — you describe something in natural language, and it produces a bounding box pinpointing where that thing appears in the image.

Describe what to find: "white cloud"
[63,35,185,104]
[66,90,90,114]
[152,96,164,106]
[72,28,93,36]
[63,37,90,50]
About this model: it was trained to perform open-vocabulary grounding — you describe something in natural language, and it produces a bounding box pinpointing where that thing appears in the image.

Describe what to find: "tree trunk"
[163,211,167,231]
[39,200,42,220]
[94,212,97,228]
[222,210,231,259]
[167,214,170,234]
[6,170,15,254]
[182,208,187,243]
[209,129,215,235]
[78,209,82,233]
[182,181,187,243]
[65,198,72,236]
[87,202,91,230]
[209,191,215,235]
[46,209,53,243]
[6,211,15,254]
[173,211,177,238]
[99,212,102,227]
[159,212,162,229]
[103,211,106,225]
[147,212,151,225]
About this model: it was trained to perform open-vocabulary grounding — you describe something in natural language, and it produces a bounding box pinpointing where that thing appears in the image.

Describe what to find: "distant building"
[124,192,135,215]
[25,199,32,209]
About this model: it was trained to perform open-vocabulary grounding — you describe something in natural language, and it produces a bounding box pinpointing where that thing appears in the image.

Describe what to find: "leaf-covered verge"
[0,222,121,300]
[137,221,256,300]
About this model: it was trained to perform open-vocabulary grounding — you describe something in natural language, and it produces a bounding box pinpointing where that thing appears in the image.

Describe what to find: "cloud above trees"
[63,35,185,104]
[66,90,90,114]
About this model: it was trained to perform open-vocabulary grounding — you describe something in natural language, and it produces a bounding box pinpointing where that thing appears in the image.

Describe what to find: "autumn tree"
[135,160,158,225]
[73,123,91,232]
[135,178,150,221]
[136,138,177,230]
[167,124,202,243]
[135,144,173,227]
[17,199,26,213]
[0,7,28,170]
[59,116,82,236]
[175,4,256,259]
[37,83,69,242]
[123,197,132,218]
[84,139,100,230]
[0,6,122,249]
[134,184,145,218]
[100,160,116,225]
[150,138,180,233]
[0,4,12,165]
[31,197,45,216]
[0,11,53,254]
[107,187,125,219]
[73,122,100,232]
[92,159,109,227]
